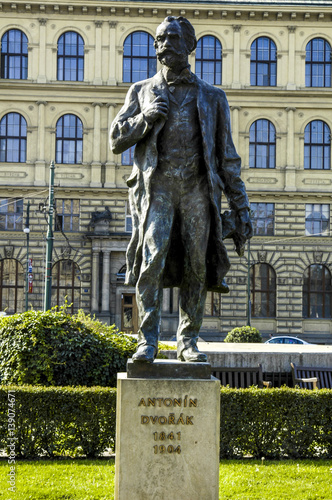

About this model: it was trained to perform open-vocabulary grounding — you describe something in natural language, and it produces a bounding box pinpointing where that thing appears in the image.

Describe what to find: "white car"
[265,336,312,345]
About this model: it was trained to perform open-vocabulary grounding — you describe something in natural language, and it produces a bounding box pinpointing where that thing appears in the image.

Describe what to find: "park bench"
[212,364,272,388]
[290,363,332,389]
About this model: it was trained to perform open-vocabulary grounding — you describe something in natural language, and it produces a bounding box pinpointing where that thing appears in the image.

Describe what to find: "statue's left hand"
[232,209,253,257]
[237,208,253,240]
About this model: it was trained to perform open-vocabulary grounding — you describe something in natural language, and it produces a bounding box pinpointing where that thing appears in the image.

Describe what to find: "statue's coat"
[110,71,249,292]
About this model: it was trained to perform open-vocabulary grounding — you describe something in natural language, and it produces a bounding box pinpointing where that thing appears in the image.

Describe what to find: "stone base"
[115,361,220,500]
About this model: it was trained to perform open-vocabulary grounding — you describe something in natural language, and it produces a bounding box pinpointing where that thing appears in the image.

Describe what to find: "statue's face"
[154,21,188,69]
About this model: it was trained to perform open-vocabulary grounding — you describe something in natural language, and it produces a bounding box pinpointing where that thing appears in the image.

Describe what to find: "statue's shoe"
[178,346,207,363]
[132,345,156,363]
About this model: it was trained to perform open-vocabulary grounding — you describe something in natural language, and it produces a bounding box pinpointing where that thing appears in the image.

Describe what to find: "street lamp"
[24,200,30,312]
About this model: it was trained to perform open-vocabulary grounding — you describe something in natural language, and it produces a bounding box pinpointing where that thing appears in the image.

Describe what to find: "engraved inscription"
[139,396,197,455]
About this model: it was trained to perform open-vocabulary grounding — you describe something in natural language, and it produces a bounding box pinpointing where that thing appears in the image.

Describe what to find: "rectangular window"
[55,199,80,232]
[125,201,132,233]
[250,203,275,236]
[122,145,135,166]
[0,198,23,230]
[305,204,329,236]
[204,292,220,316]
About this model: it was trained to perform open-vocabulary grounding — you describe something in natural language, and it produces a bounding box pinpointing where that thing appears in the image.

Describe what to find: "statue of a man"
[110,16,252,363]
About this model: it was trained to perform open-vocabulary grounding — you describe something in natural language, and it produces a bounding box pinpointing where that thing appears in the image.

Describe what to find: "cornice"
[0,0,331,22]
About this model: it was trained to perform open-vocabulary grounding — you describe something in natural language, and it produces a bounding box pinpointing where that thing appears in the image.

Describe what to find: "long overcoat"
[110,70,249,293]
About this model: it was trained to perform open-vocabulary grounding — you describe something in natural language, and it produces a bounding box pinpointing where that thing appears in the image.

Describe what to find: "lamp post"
[247,238,251,327]
[44,160,55,311]
[24,200,30,312]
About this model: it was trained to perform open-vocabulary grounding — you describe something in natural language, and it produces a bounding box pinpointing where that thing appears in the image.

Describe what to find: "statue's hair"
[160,16,197,54]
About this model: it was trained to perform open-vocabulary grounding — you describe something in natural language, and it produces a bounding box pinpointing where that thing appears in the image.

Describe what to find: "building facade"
[0,0,332,343]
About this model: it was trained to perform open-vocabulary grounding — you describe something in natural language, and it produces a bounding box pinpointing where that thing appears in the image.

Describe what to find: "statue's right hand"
[143,96,169,123]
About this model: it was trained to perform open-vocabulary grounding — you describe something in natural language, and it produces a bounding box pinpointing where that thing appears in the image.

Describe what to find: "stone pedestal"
[115,360,220,500]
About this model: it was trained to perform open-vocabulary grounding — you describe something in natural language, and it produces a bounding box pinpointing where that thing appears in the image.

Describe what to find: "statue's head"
[154,16,197,70]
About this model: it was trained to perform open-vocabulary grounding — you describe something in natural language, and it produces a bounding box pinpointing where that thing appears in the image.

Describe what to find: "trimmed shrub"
[1,385,331,459]
[0,308,137,387]
[220,386,332,459]
[224,326,262,343]
[0,385,116,458]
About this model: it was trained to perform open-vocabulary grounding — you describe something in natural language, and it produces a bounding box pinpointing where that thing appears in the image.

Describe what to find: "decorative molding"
[302,178,331,185]
[248,177,278,184]
[313,251,323,263]
[258,250,267,263]
[0,171,28,178]
[4,245,14,259]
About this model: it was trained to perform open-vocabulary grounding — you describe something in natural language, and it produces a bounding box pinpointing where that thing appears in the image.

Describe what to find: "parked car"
[265,336,312,345]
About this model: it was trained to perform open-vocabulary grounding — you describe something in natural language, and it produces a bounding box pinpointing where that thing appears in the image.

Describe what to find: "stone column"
[91,243,101,312]
[34,101,47,186]
[90,102,103,188]
[232,25,242,89]
[94,21,103,85]
[27,44,34,80]
[105,103,117,188]
[230,106,241,150]
[287,26,297,90]
[38,18,47,83]
[108,21,118,85]
[285,107,297,191]
[101,245,111,312]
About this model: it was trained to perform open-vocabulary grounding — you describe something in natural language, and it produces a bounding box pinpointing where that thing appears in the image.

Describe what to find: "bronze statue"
[110,17,252,363]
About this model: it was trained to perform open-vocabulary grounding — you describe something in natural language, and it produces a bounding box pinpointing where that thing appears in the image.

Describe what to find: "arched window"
[0,259,24,313]
[303,264,332,318]
[57,31,84,81]
[195,35,222,85]
[123,31,156,83]
[0,113,27,163]
[1,29,28,79]
[250,263,276,318]
[51,260,81,314]
[304,120,331,170]
[305,38,331,88]
[249,119,276,169]
[56,114,83,164]
[250,37,277,86]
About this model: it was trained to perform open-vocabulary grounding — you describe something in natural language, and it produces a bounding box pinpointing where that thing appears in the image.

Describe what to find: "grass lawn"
[0,458,331,499]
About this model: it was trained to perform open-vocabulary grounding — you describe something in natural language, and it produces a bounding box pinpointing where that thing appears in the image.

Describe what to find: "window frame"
[123,31,156,83]
[0,112,27,163]
[1,29,28,80]
[250,36,277,87]
[57,31,84,82]
[55,114,83,165]
[305,203,330,237]
[0,258,24,313]
[249,119,276,169]
[250,202,275,236]
[195,35,222,85]
[303,264,332,319]
[122,145,135,166]
[51,260,81,314]
[250,263,276,318]
[55,199,80,233]
[305,38,331,88]
[304,120,331,170]
[0,198,23,231]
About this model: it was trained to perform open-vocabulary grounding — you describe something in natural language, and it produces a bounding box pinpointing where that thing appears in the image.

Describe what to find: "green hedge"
[220,386,332,459]
[0,386,116,458]
[1,386,331,459]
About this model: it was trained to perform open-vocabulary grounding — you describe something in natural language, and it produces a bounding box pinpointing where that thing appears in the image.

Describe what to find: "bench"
[212,364,271,388]
[291,363,332,389]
